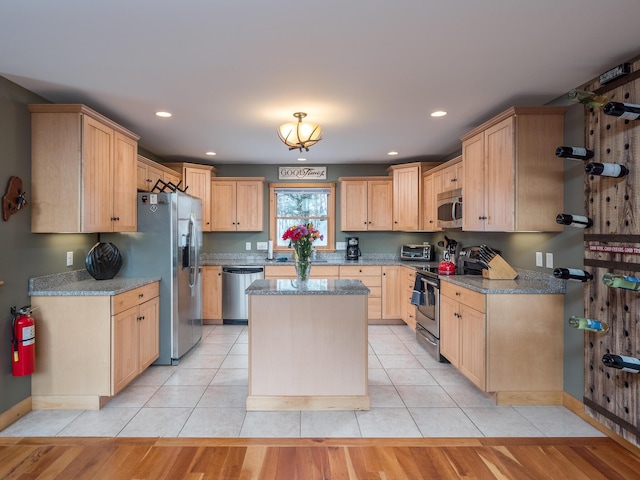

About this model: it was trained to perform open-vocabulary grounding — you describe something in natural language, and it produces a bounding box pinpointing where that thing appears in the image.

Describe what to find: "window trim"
[269,182,335,252]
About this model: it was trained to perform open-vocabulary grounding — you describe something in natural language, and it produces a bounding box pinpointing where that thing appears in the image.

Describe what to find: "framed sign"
[278,166,327,180]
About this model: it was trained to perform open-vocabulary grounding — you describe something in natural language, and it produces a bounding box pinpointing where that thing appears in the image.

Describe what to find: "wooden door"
[136,161,149,191]
[392,165,419,230]
[112,306,139,394]
[112,131,138,232]
[368,180,393,230]
[484,116,515,232]
[462,132,486,231]
[210,180,237,231]
[184,167,212,230]
[236,180,263,231]
[439,294,460,367]
[82,115,114,232]
[340,180,368,231]
[202,266,222,322]
[381,266,401,319]
[460,304,486,390]
[138,296,160,370]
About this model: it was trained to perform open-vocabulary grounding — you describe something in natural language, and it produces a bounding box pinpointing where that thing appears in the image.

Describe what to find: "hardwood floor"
[1,437,639,479]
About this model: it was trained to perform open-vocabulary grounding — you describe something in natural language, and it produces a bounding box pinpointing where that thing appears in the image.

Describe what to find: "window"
[269,183,335,251]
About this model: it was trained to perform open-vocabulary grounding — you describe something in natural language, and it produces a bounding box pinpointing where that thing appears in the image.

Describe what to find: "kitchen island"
[245,278,370,411]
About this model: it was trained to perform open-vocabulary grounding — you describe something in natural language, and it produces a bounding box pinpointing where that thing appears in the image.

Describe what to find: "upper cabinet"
[460,106,566,232]
[422,156,462,232]
[387,162,441,231]
[137,155,182,192]
[164,163,216,231]
[29,104,140,233]
[210,178,265,231]
[339,177,393,231]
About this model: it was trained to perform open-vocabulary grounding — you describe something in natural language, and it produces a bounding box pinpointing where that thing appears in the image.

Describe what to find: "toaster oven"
[400,244,435,261]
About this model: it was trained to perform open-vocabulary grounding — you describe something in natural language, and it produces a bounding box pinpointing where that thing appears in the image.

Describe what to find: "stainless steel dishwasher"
[222,266,264,324]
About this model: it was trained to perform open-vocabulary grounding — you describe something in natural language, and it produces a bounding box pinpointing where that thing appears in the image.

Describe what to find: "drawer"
[112,282,159,315]
[264,265,296,278]
[339,265,381,277]
[441,282,485,313]
[368,297,381,319]
[310,265,340,278]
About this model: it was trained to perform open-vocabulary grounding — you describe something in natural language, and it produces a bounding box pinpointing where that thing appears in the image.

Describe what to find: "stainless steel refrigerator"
[105,191,203,365]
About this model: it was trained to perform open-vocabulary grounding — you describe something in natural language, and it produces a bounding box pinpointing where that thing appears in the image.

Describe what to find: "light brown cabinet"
[460,106,566,232]
[210,178,265,231]
[339,266,382,321]
[422,156,462,232]
[401,266,417,329]
[29,104,140,233]
[31,282,159,410]
[137,155,183,192]
[202,266,223,323]
[339,177,393,231]
[381,266,401,319]
[264,265,340,279]
[165,163,216,231]
[440,281,564,405]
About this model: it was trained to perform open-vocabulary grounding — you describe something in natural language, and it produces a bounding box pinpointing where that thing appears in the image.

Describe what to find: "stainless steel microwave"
[437,188,463,229]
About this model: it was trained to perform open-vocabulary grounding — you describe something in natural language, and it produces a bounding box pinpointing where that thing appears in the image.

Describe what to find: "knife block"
[481,254,518,280]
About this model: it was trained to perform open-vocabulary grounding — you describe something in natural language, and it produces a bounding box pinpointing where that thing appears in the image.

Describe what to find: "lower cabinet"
[401,266,417,329]
[440,281,564,405]
[339,265,382,322]
[264,265,340,279]
[381,266,401,320]
[202,266,223,324]
[31,282,160,410]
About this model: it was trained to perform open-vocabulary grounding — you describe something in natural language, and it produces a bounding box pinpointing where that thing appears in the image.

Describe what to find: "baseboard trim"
[0,396,32,431]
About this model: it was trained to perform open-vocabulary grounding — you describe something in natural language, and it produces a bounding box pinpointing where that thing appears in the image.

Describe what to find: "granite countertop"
[246,278,370,295]
[203,253,401,267]
[440,269,566,294]
[29,270,161,296]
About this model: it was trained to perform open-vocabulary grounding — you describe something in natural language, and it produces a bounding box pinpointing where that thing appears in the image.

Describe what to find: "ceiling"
[1,1,640,166]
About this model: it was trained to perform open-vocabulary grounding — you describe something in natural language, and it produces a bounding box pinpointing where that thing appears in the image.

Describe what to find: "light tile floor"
[1,324,605,438]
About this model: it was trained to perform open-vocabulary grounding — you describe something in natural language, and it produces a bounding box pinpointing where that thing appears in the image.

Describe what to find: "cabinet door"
[462,132,485,231]
[146,164,164,191]
[82,115,114,232]
[138,296,160,370]
[393,165,420,230]
[368,180,393,231]
[439,294,460,367]
[210,180,237,231]
[422,174,436,232]
[484,117,515,232]
[202,266,222,321]
[236,180,263,231]
[185,167,212,231]
[459,304,486,390]
[164,170,182,188]
[340,180,368,231]
[112,131,138,232]
[112,306,139,394]
[137,161,149,191]
[381,266,401,319]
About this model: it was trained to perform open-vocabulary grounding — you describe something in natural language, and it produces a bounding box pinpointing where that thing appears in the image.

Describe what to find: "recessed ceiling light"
[430,111,447,117]
[155,111,172,118]
[205,151,216,156]
[387,151,399,156]
[297,157,307,162]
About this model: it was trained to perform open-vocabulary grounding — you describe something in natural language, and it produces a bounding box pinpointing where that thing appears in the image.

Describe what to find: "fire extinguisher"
[11,305,35,376]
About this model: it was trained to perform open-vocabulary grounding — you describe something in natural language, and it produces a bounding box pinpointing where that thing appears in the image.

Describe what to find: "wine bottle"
[602,273,640,291]
[556,213,593,229]
[555,146,594,161]
[567,89,608,108]
[585,162,629,178]
[569,315,609,332]
[603,101,640,120]
[602,353,640,373]
[553,268,593,282]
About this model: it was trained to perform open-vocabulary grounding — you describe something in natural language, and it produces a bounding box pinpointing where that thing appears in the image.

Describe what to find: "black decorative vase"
[85,242,122,280]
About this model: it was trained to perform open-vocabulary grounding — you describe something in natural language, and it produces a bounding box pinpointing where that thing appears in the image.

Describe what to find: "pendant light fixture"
[277,112,323,152]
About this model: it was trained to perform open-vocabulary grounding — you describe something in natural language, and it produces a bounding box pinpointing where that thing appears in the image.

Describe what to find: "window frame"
[269,182,335,253]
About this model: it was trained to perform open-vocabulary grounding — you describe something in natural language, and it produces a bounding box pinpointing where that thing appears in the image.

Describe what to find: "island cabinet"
[164,163,217,231]
[137,155,182,192]
[29,104,140,233]
[210,178,265,231]
[31,282,160,410]
[338,177,393,231]
[439,281,564,405]
[460,106,566,232]
[202,266,222,324]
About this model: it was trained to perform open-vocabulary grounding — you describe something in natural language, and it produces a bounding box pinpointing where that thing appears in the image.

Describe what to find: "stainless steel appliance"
[412,265,447,362]
[104,191,203,365]
[437,188,463,229]
[346,236,361,260]
[400,244,434,261]
[222,266,264,324]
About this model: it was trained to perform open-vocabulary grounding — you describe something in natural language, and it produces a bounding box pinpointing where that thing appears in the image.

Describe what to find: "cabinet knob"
[139,293,144,298]
[455,292,460,296]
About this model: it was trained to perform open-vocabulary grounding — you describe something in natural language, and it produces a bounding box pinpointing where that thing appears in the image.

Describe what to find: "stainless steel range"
[412,265,448,363]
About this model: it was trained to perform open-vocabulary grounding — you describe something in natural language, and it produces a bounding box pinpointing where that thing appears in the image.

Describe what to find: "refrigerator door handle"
[188,213,199,289]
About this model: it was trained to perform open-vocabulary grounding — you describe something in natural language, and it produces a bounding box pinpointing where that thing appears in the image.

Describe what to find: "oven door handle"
[417,325,438,346]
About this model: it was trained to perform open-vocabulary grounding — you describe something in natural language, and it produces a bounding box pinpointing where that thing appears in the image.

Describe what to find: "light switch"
[535,252,543,267]
[66,251,73,266]
[545,252,554,269]
[246,242,252,251]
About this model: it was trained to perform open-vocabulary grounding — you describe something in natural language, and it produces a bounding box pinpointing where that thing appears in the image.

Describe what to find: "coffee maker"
[345,236,361,261]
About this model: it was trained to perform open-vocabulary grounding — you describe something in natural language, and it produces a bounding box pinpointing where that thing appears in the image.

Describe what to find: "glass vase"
[295,257,312,283]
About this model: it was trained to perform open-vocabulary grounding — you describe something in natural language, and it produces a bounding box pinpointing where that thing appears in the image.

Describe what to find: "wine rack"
[581,55,640,446]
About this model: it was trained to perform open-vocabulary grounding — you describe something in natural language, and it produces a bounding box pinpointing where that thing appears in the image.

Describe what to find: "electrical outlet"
[245,242,252,251]
[336,241,346,250]
[66,251,73,266]
[535,251,543,267]
[256,241,268,251]
[545,252,554,269]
